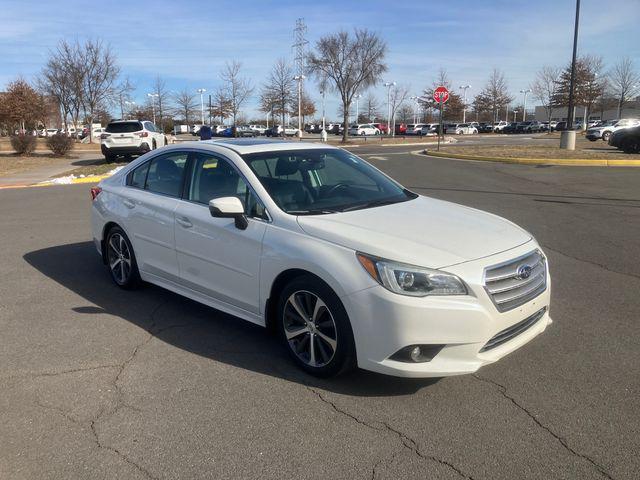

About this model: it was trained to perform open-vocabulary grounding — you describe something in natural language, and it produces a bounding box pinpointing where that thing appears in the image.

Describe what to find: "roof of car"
[198,138,339,155]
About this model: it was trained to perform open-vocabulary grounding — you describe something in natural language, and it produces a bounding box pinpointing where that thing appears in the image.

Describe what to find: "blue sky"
[2,0,639,120]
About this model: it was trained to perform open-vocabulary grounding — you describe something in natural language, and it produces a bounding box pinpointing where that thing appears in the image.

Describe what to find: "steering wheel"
[325,183,351,197]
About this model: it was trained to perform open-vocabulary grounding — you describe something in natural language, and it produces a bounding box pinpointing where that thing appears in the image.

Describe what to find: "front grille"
[480,307,547,352]
[484,250,547,312]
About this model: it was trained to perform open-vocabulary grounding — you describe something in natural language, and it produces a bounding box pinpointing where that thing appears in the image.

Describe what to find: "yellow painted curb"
[0,173,112,190]
[422,150,640,167]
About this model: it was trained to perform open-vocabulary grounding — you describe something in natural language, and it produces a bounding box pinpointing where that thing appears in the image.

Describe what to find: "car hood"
[296,196,532,269]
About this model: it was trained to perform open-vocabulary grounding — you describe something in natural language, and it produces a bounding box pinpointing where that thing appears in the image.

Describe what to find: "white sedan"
[91,140,551,377]
[348,124,380,136]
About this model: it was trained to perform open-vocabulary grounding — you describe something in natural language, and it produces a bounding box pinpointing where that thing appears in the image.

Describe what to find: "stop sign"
[433,86,449,104]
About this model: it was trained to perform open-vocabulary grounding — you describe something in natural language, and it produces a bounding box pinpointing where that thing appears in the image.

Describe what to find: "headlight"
[356,252,467,297]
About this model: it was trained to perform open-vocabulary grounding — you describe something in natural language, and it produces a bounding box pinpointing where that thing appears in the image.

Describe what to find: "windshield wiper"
[288,208,341,215]
[339,198,402,212]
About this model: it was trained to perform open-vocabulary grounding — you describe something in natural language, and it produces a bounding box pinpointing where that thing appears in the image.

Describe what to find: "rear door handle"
[123,198,135,209]
[176,216,193,228]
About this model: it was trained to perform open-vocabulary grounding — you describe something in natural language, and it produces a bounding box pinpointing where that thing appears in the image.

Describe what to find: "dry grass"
[0,153,78,177]
[438,136,640,160]
[52,159,129,178]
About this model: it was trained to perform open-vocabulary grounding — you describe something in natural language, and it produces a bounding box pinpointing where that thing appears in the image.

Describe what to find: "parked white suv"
[91,139,551,378]
[493,121,509,132]
[348,123,380,136]
[449,123,478,135]
[101,120,167,162]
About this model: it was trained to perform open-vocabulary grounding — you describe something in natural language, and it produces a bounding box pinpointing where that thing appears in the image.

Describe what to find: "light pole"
[353,94,362,124]
[384,81,395,136]
[513,110,518,122]
[320,89,326,140]
[197,88,206,126]
[520,89,531,121]
[147,93,159,124]
[294,75,305,137]
[410,96,419,124]
[459,85,471,123]
[124,101,135,120]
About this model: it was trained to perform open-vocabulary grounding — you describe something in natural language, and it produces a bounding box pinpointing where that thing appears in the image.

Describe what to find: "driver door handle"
[123,198,135,209]
[176,216,193,228]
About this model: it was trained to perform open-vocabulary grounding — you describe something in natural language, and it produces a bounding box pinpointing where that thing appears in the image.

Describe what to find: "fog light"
[410,346,422,362]
[389,344,445,363]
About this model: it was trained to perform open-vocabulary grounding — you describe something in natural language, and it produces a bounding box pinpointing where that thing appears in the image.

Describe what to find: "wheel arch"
[265,268,339,334]
[100,221,124,264]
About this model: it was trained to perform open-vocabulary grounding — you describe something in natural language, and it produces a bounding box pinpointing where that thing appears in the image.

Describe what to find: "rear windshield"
[106,122,143,133]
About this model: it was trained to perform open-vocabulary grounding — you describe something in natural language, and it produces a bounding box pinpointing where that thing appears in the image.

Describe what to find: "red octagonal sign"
[433,86,449,104]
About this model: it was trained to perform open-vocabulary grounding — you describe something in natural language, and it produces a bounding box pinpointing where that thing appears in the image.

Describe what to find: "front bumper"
[585,133,602,140]
[343,244,552,377]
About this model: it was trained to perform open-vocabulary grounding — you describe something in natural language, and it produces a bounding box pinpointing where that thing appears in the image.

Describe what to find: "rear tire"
[602,131,611,142]
[105,226,141,290]
[277,275,356,377]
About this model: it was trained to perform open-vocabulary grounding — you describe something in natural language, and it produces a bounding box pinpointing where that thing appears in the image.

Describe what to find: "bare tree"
[39,40,85,131]
[151,75,171,133]
[389,84,410,130]
[609,57,640,118]
[211,87,231,125]
[261,58,295,135]
[473,68,515,123]
[531,66,561,130]
[173,89,198,125]
[308,29,387,142]
[80,39,120,142]
[220,61,254,129]
[116,76,135,119]
[363,93,379,121]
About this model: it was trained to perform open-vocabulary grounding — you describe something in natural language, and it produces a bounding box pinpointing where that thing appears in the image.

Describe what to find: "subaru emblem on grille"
[516,264,533,279]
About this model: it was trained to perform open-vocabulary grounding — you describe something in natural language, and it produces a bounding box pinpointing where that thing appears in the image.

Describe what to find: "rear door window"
[144,152,188,197]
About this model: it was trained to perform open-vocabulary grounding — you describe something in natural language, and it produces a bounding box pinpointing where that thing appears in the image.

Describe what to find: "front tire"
[602,131,611,142]
[277,275,355,377]
[105,226,141,290]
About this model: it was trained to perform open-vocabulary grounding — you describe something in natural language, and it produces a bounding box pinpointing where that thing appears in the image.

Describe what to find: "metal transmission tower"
[293,18,308,78]
[292,18,308,137]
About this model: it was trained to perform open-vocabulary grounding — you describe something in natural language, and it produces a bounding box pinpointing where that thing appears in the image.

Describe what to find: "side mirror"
[209,197,248,230]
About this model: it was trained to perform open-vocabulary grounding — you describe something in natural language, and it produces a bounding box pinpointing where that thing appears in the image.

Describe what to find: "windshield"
[243,148,416,215]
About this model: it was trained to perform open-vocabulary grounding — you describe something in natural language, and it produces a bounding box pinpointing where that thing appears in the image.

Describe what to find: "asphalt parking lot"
[1,147,639,480]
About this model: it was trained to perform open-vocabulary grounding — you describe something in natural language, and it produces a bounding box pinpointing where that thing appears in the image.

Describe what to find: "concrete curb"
[421,150,640,167]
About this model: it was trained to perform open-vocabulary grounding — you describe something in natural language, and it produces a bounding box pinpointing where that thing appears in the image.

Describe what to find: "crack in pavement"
[4,363,122,381]
[542,244,640,281]
[371,451,398,480]
[473,374,614,480]
[85,299,172,480]
[306,386,476,480]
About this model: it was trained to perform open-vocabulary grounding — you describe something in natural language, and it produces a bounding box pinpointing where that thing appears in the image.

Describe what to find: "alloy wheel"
[107,233,132,284]
[283,290,338,368]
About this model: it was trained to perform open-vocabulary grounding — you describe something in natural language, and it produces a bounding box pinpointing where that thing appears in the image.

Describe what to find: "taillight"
[137,131,148,137]
[100,133,109,140]
[90,186,102,201]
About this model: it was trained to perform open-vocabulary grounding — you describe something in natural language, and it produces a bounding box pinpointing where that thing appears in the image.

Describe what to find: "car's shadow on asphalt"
[24,241,439,397]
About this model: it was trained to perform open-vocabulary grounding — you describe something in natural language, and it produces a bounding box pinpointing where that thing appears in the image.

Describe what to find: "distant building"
[534,100,640,122]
